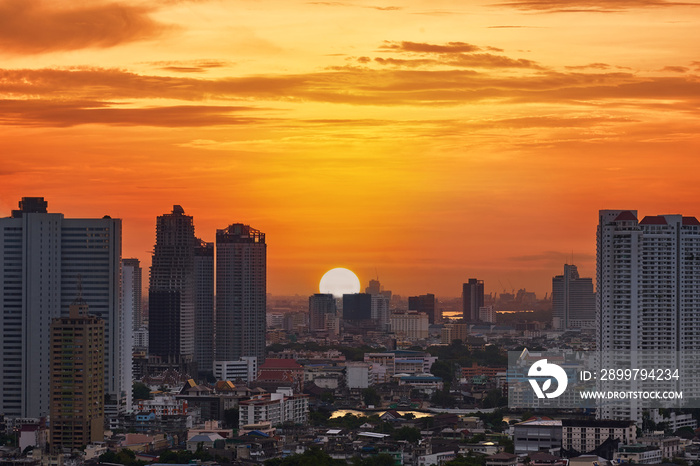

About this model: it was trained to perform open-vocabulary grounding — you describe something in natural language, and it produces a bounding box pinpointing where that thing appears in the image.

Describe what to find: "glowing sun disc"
[319,268,361,298]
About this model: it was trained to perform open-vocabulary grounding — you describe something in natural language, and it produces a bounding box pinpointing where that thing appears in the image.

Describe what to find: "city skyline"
[2,1,700,296]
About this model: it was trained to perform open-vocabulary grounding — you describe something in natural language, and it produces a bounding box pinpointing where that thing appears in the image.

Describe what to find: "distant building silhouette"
[552,264,594,330]
[462,278,484,322]
[343,293,372,321]
[408,293,437,324]
[309,293,337,333]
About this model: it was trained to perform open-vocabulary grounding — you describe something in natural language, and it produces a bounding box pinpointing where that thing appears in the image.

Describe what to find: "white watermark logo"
[528,359,568,399]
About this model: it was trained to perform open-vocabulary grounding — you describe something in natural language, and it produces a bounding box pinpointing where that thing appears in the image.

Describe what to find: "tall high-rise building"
[0,197,121,418]
[309,293,336,333]
[121,258,141,412]
[50,287,104,451]
[194,239,214,374]
[597,210,700,352]
[462,278,484,322]
[408,293,437,324]
[597,210,700,420]
[215,224,266,364]
[366,279,381,295]
[552,264,595,330]
[149,205,195,365]
[123,258,143,330]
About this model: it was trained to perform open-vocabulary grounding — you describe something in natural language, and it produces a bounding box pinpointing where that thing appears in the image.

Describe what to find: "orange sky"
[2,0,700,297]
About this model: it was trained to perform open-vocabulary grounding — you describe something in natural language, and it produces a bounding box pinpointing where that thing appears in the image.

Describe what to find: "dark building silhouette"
[149,206,196,365]
[194,240,214,375]
[552,264,595,330]
[343,293,372,321]
[408,293,437,324]
[215,224,267,364]
[462,279,484,322]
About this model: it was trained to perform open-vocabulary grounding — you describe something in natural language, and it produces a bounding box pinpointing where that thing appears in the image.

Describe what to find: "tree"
[392,426,422,443]
[431,388,457,408]
[223,408,239,428]
[362,388,381,407]
[132,382,151,401]
[445,453,487,466]
[430,360,455,384]
[481,389,506,408]
[265,447,343,466]
[351,454,396,466]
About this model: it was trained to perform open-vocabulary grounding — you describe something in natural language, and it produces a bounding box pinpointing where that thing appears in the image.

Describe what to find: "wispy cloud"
[0,0,169,54]
[0,99,266,127]
[493,0,699,13]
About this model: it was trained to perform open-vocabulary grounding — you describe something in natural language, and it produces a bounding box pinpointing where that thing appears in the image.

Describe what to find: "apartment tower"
[597,210,700,420]
[215,224,266,364]
[0,197,121,418]
[50,287,104,451]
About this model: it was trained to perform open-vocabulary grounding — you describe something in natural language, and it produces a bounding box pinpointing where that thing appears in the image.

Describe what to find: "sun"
[319,268,361,298]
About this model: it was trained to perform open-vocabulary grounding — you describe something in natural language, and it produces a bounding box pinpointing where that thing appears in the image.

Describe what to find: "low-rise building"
[562,419,636,453]
[638,435,682,459]
[390,311,429,340]
[213,357,258,383]
[238,388,308,427]
[614,444,662,464]
[513,419,562,455]
[346,362,373,388]
[398,375,443,395]
[485,452,518,466]
[136,395,187,416]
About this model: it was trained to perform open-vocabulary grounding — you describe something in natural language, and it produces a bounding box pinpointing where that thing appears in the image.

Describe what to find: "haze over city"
[2,0,700,296]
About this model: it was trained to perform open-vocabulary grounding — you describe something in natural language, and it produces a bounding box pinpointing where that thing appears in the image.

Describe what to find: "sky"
[1,0,700,298]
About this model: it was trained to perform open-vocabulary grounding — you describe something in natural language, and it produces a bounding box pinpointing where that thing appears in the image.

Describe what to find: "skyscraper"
[552,264,595,330]
[597,210,700,420]
[597,210,700,352]
[50,286,104,451]
[0,197,121,418]
[215,224,266,364]
[149,205,195,365]
[408,293,437,324]
[194,239,214,375]
[123,258,143,331]
[462,278,484,322]
[121,258,141,412]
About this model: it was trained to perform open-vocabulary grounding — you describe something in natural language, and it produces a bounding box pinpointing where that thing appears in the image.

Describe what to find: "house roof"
[214,380,236,391]
[259,358,303,370]
[614,211,637,222]
[640,216,667,225]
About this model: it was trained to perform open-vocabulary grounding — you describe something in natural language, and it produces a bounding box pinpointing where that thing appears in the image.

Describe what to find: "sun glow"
[319,268,361,298]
